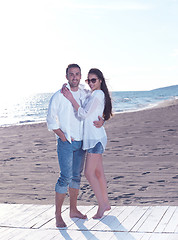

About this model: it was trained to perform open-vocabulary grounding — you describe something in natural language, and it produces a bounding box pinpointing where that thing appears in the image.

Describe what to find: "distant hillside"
[151,85,178,92]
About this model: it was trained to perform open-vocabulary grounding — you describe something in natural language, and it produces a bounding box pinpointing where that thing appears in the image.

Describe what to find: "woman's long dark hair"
[88,68,112,121]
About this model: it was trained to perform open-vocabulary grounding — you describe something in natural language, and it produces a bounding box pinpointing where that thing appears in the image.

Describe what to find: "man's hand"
[53,129,67,142]
[93,116,104,128]
[60,135,67,142]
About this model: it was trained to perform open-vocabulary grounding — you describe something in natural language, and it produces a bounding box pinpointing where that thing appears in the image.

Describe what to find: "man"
[47,64,103,227]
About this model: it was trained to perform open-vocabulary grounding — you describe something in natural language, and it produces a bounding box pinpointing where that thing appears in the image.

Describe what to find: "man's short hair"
[66,64,81,75]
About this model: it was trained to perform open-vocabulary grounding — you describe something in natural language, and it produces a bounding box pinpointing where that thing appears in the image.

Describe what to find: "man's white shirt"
[47,84,90,143]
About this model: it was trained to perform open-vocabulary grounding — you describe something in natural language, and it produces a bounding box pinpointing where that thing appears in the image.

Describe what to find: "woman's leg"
[85,153,110,218]
[95,157,110,205]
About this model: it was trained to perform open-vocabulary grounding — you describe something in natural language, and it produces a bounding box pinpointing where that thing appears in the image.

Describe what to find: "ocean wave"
[113,96,178,115]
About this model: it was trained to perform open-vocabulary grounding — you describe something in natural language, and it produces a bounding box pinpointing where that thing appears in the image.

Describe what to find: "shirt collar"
[66,83,85,91]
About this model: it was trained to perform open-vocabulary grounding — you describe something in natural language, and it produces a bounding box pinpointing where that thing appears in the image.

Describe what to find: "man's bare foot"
[56,214,67,228]
[70,209,87,219]
[93,204,111,219]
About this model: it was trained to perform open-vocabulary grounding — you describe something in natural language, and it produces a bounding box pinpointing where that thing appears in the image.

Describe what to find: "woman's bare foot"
[93,204,111,219]
[70,209,87,219]
[56,214,67,228]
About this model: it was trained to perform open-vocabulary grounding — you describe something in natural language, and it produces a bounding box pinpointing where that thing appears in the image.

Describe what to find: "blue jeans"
[55,138,86,194]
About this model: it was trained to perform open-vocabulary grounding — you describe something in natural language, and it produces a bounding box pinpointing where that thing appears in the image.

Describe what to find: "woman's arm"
[62,87,104,126]
[62,87,80,111]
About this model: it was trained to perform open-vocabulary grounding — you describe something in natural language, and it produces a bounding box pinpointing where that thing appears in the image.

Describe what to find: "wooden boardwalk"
[0,204,178,240]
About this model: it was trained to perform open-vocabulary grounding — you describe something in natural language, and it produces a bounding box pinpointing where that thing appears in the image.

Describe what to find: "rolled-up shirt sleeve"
[47,95,61,131]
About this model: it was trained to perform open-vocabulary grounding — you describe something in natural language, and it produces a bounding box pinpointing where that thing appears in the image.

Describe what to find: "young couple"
[47,64,112,228]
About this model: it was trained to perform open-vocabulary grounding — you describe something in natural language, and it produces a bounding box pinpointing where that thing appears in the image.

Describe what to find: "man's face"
[66,67,81,90]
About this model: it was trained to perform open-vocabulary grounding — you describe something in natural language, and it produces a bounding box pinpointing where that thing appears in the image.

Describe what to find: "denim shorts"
[87,142,104,154]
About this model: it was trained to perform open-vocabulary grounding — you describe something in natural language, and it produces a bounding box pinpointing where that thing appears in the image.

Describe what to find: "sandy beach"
[0,99,178,206]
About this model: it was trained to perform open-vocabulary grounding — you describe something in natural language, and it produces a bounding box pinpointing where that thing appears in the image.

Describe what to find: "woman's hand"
[60,83,68,93]
[62,87,80,111]
[62,87,74,102]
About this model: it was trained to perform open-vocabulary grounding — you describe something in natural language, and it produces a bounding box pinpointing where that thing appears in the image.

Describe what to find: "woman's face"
[87,73,102,91]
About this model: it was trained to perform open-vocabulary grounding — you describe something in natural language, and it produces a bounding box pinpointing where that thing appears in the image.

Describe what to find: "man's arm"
[53,129,67,142]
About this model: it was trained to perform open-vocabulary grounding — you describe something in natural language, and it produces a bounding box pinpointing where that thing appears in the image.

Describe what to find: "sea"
[0,85,177,127]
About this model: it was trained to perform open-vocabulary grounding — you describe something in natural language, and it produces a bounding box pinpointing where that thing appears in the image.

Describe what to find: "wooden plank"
[134,206,169,233]
[0,227,9,235]
[92,231,119,240]
[132,206,153,232]
[74,230,103,240]
[66,230,89,240]
[149,233,177,240]
[121,206,150,232]
[93,206,136,231]
[128,232,145,240]
[112,231,144,240]
[4,228,33,240]
[163,206,178,233]
[15,229,58,240]
[168,234,178,240]
[0,204,17,219]
[1,204,53,228]
[0,204,30,224]
[154,206,177,233]
[6,229,74,240]
[175,221,178,233]
[17,204,54,228]
[140,232,153,240]
[111,206,137,230]
[89,206,126,231]
[53,229,102,240]
[25,205,56,228]
[0,204,32,226]
[0,227,12,239]
[0,228,20,240]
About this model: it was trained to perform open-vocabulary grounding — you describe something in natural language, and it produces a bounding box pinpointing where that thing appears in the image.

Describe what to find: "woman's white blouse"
[78,90,107,150]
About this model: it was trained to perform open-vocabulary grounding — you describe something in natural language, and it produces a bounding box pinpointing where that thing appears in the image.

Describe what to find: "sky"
[0,0,178,100]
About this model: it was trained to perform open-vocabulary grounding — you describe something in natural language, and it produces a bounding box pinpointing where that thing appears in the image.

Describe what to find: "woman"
[63,68,112,219]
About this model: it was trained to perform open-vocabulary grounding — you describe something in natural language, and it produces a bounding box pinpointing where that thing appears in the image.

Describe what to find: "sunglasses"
[85,78,97,84]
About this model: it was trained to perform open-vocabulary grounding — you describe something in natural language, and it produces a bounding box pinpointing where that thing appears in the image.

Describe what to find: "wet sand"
[0,99,178,206]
